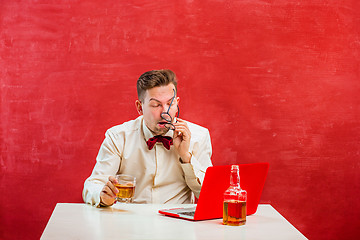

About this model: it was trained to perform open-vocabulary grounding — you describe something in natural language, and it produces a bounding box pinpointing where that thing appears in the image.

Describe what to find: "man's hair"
[137,69,178,101]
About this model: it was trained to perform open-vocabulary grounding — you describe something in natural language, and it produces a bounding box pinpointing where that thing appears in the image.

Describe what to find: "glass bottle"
[223,165,247,226]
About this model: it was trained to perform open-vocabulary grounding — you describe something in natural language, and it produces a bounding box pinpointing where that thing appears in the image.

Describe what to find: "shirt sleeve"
[82,130,123,207]
[181,128,213,198]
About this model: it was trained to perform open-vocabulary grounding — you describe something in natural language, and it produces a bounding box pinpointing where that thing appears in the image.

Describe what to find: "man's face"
[136,84,179,136]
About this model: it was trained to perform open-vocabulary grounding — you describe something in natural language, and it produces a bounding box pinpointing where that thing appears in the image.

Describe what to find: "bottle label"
[223,200,246,226]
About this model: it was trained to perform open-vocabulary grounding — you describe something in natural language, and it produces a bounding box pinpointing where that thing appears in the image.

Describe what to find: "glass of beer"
[115,174,136,203]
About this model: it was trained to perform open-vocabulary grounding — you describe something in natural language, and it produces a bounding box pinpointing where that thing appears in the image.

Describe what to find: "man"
[83,69,213,207]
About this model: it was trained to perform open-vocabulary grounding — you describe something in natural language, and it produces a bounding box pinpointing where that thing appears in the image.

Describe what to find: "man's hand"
[100,176,119,206]
[173,118,192,163]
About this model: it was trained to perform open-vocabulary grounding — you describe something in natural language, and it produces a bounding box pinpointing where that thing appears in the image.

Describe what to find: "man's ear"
[135,100,143,115]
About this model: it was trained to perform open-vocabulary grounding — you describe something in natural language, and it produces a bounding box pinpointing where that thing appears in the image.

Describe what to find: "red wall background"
[1,1,359,239]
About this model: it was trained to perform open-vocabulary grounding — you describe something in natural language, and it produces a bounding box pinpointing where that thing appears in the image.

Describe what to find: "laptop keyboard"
[180,211,195,217]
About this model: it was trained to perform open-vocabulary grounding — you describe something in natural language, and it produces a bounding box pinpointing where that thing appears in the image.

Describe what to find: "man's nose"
[162,104,170,113]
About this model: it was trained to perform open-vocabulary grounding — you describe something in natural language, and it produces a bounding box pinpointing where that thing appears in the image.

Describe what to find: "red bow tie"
[146,135,173,150]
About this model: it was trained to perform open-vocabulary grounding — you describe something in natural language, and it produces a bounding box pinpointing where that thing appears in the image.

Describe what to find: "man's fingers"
[102,184,115,198]
[109,176,116,181]
[102,187,114,198]
[176,117,185,122]
[174,120,190,133]
[109,176,118,184]
[106,180,118,195]
[108,176,119,193]
[174,125,191,139]
[100,176,122,206]
[100,191,116,206]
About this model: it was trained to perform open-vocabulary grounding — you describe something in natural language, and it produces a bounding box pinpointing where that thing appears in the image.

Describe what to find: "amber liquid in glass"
[115,184,135,199]
[223,200,246,226]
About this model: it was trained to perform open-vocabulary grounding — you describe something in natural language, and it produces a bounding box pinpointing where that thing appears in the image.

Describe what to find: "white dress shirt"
[83,116,213,206]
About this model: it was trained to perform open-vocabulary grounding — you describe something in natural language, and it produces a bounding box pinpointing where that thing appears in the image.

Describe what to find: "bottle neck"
[230,167,240,187]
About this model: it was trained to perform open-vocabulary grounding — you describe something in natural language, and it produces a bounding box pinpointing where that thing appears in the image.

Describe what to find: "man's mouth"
[158,121,169,128]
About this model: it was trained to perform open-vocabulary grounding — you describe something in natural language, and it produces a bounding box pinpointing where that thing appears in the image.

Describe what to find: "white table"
[41,203,307,240]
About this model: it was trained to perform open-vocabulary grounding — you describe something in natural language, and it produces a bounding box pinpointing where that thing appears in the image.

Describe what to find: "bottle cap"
[231,165,239,170]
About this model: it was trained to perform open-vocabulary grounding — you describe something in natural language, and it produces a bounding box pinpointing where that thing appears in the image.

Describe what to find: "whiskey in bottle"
[223,165,247,226]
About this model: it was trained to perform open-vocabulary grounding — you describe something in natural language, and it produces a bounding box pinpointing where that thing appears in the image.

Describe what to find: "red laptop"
[159,162,269,221]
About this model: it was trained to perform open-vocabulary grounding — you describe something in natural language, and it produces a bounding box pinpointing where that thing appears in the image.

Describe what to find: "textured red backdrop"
[1,1,359,239]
